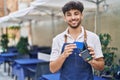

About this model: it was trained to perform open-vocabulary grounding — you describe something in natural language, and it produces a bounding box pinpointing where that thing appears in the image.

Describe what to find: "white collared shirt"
[50,27,103,61]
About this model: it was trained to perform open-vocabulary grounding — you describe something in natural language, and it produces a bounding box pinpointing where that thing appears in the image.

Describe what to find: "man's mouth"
[71,21,77,24]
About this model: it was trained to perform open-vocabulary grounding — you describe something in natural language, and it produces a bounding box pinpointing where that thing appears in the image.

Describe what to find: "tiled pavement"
[0,64,13,80]
[0,63,32,80]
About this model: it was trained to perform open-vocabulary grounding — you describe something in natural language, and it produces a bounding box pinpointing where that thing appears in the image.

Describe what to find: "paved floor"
[0,63,33,80]
[0,64,13,80]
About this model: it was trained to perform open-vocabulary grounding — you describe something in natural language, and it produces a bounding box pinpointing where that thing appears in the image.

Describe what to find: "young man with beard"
[49,1,104,80]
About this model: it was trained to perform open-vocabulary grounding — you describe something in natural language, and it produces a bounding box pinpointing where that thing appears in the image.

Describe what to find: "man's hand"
[88,46,95,59]
[87,46,104,70]
[62,43,76,58]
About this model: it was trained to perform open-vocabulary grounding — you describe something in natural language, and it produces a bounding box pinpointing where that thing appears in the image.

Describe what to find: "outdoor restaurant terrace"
[0,0,120,80]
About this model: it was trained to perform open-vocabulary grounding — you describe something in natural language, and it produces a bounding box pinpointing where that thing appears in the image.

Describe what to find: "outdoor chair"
[27,61,50,80]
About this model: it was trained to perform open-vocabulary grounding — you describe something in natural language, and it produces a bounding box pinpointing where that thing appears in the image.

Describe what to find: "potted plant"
[0,34,9,52]
[16,37,30,58]
[8,26,20,30]
[98,33,118,80]
[8,26,20,45]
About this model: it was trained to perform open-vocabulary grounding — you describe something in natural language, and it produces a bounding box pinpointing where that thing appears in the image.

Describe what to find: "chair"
[27,61,51,80]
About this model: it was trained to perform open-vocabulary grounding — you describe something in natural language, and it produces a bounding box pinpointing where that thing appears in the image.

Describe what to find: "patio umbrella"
[0,15,21,27]
[30,0,64,37]
[0,6,35,27]
[9,6,35,19]
[31,0,120,34]
[0,16,10,24]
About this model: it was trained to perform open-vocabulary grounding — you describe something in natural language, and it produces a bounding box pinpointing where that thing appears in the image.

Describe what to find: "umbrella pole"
[28,20,33,45]
[51,12,55,38]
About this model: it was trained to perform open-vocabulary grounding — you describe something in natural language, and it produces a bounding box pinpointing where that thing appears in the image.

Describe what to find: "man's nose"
[71,15,75,19]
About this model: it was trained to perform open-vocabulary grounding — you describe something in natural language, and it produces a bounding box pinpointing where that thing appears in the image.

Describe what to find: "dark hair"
[62,1,84,15]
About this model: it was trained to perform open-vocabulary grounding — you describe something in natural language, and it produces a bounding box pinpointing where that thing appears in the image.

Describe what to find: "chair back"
[35,62,51,80]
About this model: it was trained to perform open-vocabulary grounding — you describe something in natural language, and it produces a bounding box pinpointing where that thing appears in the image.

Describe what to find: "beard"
[68,19,81,29]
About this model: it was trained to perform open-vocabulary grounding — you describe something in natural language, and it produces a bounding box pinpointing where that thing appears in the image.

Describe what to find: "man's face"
[64,9,83,29]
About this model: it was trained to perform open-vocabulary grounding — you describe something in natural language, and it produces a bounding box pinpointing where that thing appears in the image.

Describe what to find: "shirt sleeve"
[50,38,61,61]
[94,35,104,59]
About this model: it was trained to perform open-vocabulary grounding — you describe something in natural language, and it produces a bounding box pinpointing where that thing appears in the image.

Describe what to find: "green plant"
[99,33,117,66]
[8,26,20,30]
[16,37,29,55]
[99,33,118,79]
[0,34,9,52]
[8,26,20,40]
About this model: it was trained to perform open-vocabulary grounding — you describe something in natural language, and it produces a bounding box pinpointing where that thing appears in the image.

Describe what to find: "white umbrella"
[0,6,34,26]
[0,16,10,23]
[30,0,48,7]
[0,15,21,27]
[9,6,35,19]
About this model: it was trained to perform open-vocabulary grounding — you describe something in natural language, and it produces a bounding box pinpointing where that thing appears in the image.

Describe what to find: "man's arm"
[49,53,67,73]
[89,57,104,70]
[49,44,76,73]
[88,46,105,70]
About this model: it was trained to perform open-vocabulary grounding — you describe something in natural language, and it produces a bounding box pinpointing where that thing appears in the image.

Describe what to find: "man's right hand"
[62,43,76,58]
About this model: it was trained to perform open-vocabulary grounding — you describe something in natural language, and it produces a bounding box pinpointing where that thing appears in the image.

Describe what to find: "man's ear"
[64,16,66,22]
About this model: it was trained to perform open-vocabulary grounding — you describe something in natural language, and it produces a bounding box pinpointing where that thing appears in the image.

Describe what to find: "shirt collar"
[63,26,84,38]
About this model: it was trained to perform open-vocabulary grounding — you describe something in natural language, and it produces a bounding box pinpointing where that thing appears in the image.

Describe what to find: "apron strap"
[64,35,67,43]
[84,28,87,42]
[64,27,87,43]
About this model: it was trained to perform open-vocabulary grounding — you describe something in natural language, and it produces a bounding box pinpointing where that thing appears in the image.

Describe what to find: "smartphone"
[80,47,92,61]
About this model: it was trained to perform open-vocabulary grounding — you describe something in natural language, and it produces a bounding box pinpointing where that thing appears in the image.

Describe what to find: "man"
[49,1,104,80]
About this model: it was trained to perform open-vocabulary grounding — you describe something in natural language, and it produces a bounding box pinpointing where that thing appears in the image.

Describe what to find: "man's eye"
[75,12,79,15]
[66,14,71,16]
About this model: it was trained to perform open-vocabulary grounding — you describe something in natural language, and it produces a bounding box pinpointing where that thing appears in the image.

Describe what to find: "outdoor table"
[0,52,18,75]
[40,73,60,80]
[12,58,48,80]
[40,73,108,80]
[0,52,18,60]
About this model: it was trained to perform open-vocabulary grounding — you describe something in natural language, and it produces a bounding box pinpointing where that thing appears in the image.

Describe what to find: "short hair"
[62,1,84,15]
